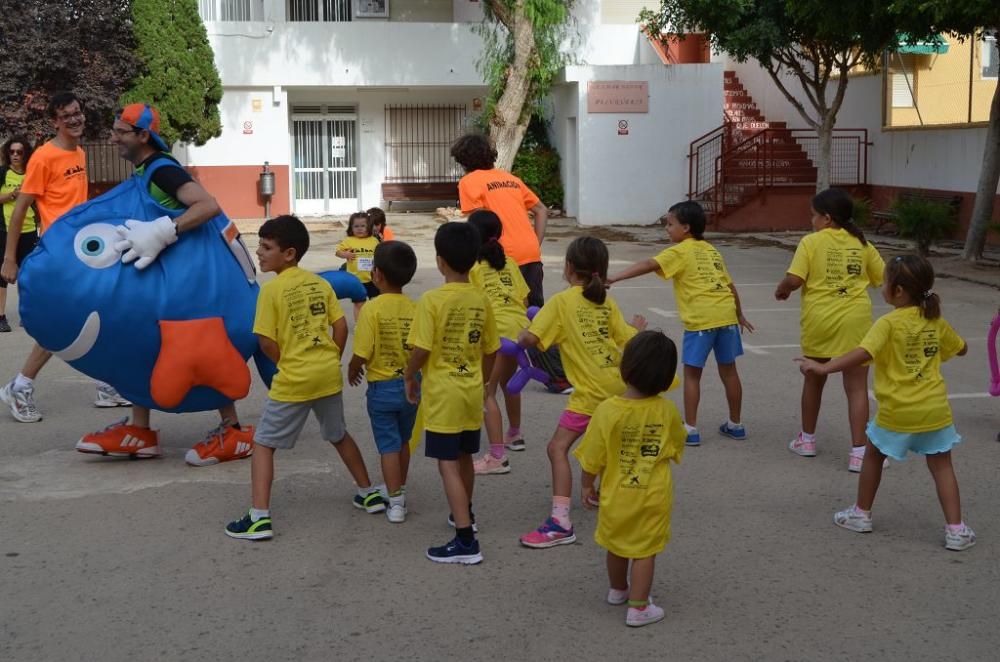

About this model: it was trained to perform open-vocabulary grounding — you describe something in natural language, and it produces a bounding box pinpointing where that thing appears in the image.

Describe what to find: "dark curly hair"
[450,133,497,172]
[1,136,34,170]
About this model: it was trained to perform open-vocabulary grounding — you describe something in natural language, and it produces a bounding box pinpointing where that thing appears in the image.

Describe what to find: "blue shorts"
[425,429,481,461]
[366,378,418,454]
[867,421,962,461]
[682,325,743,368]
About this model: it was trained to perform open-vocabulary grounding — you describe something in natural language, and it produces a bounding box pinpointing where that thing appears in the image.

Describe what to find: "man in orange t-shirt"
[452,134,549,307]
[0,92,130,424]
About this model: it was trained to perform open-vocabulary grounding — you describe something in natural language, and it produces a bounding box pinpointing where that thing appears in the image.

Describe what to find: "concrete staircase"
[721,71,817,194]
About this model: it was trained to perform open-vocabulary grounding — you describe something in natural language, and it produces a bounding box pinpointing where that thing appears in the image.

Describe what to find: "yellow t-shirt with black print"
[574,395,686,558]
[407,282,501,433]
[253,266,345,402]
[859,306,965,432]
[353,293,416,382]
[336,236,379,283]
[787,228,884,357]
[528,286,637,416]
[470,257,530,339]
[653,239,737,332]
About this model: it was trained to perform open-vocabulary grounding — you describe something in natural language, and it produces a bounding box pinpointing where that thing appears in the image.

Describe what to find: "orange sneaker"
[76,418,161,458]
[185,422,254,467]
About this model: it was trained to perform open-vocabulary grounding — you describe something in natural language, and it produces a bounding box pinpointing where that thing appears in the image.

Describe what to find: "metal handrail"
[689,125,870,218]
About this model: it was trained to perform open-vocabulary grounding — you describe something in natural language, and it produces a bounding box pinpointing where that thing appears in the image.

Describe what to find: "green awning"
[897,34,949,55]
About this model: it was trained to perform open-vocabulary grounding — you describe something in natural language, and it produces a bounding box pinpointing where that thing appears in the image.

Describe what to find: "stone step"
[728,157,814,169]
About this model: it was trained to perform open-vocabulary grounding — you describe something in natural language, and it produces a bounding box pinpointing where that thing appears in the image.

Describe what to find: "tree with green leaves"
[890,1,999,261]
[121,0,223,148]
[477,0,577,171]
[639,1,901,192]
[0,0,137,140]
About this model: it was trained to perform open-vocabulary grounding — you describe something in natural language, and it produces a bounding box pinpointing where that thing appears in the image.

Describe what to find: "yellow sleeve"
[716,249,734,287]
[787,237,811,280]
[573,403,610,474]
[652,246,681,280]
[482,296,501,355]
[859,315,892,358]
[938,319,965,362]
[408,294,437,351]
[353,299,377,360]
[527,294,563,350]
[865,244,885,287]
[252,283,279,341]
[510,261,531,303]
[326,284,344,326]
[469,262,483,289]
[664,401,687,463]
[608,297,638,346]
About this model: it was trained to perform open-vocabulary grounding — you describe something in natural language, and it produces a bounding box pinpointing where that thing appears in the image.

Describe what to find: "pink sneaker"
[473,453,511,475]
[788,433,817,457]
[849,446,890,473]
[626,602,665,627]
[519,517,576,548]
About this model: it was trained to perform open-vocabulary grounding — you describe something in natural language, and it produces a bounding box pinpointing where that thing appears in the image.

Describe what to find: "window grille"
[287,0,352,21]
[384,105,469,183]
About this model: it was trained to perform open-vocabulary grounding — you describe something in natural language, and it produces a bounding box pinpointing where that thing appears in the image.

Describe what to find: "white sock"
[800,431,815,442]
[13,373,32,391]
[684,423,698,433]
[249,508,270,521]
[850,446,865,456]
[728,419,742,428]
[389,494,405,508]
[357,485,376,497]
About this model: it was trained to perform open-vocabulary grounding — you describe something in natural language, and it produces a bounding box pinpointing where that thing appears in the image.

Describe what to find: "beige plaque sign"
[587,81,649,113]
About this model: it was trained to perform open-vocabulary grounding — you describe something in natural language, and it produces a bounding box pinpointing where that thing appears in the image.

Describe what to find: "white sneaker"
[94,383,131,408]
[944,524,976,551]
[386,503,407,523]
[848,446,890,473]
[626,602,665,627]
[833,505,873,533]
[607,587,629,605]
[1,381,41,423]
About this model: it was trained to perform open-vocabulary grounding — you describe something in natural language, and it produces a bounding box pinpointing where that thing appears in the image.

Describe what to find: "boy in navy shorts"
[225,215,386,540]
[404,223,500,563]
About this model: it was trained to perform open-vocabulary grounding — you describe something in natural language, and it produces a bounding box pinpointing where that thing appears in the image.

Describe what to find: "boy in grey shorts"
[225,215,386,541]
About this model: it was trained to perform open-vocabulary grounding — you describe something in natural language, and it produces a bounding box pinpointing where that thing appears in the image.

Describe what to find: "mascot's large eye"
[73,223,121,269]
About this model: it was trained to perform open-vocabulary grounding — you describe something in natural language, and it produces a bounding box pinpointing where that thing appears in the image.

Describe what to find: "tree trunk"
[815,120,833,192]
[488,0,536,171]
[962,76,1000,261]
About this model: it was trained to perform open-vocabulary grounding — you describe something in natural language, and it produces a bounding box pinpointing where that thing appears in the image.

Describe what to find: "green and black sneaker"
[225,511,273,540]
[353,490,387,514]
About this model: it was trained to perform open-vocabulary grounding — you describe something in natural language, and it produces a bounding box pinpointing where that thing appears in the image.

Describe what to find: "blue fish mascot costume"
[18,106,275,463]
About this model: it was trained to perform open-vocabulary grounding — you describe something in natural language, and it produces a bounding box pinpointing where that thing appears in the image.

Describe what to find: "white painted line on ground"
[741,343,770,355]
[648,307,677,318]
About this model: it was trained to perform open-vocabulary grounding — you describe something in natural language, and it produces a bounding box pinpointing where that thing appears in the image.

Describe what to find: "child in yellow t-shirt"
[517,237,646,549]
[404,222,500,564]
[796,255,975,552]
[775,188,885,471]
[467,210,532,475]
[348,240,419,524]
[336,211,380,317]
[575,330,685,627]
[224,215,385,541]
[608,201,753,447]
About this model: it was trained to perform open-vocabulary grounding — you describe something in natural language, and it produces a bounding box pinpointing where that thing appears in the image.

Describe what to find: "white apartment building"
[185,0,723,224]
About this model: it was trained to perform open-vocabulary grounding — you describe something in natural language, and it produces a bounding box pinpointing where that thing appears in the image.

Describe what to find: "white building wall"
[178,87,291,168]
[724,58,995,194]
[552,63,723,225]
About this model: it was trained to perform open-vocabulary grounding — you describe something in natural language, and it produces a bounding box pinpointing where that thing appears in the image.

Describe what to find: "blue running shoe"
[719,422,748,440]
[225,511,273,540]
[354,491,387,513]
[685,430,701,446]
[426,536,483,564]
